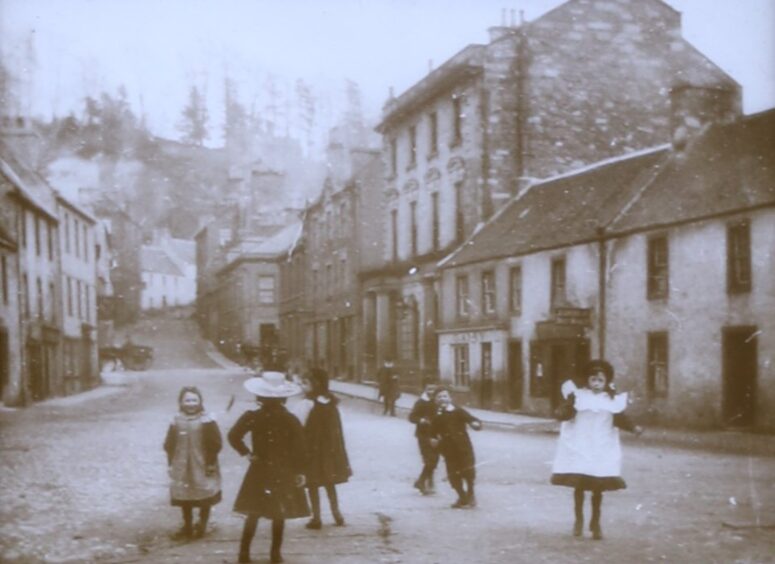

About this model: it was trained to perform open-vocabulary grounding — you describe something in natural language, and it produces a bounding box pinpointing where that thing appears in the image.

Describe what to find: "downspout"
[596,226,607,359]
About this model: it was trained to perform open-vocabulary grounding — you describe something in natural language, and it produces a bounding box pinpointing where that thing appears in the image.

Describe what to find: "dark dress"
[430,406,480,483]
[228,404,311,519]
[304,396,352,488]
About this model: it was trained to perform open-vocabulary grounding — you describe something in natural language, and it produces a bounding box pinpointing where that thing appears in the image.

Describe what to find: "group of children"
[163,358,642,562]
[163,368,351,563]
[407,359,643,539]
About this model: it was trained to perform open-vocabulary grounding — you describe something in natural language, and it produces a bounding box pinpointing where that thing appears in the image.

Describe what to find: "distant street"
[1,318,773,563]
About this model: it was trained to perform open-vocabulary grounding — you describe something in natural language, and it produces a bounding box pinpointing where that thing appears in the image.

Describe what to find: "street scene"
[1,317,774,563]
[1,0,775,562]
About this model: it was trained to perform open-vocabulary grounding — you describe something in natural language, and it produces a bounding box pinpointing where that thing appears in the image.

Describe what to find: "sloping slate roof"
[141,246,184,277]
[610,109,775,234]
[0,140,58,219]
[444,147,669,268]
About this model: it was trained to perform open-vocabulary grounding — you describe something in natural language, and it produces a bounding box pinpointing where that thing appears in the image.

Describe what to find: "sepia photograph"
[0,0,773,562]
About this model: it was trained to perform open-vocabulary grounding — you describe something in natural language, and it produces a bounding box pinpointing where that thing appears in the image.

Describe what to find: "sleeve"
[163,423,176,466]
[202,420,223,466]
[227,411,253,457]
[460,408,482,426]
[613,411,637,432]
[408,400,422,424]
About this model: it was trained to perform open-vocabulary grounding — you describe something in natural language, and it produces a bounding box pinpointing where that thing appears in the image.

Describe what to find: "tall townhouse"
[363,0,738,388]
[0,170,21,405]
[57,195,99,394]
[0,136,62,402]
[302,143,382,379]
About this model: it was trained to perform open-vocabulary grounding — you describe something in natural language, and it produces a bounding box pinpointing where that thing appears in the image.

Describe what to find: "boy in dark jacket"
[430,387,482,508]
[408,378,439,495]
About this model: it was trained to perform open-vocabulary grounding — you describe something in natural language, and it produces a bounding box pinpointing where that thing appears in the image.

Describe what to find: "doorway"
[480,342,493,408]
[507,340,523,410]
[722,326,758,427]
[530,338,590,409]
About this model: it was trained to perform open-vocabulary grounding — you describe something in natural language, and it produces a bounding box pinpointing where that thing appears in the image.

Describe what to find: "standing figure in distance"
[163,386,223,540]
[550,360,643,540]
[300,370,352,529]
[377,358,400,416]
[408,378,439,495]
[229,372,310,563]
[429,387,482,508]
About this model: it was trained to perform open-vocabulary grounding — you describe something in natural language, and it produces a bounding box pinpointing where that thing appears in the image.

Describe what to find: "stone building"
[56,194,99,395]
[0,135,62,402]
[0,167,21,405]
[362,0,738,388]
[437,107,774,430]
[297,143,382,379]
[212,222,300,362]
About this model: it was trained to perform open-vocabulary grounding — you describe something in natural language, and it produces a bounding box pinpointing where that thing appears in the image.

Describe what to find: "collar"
[316,395,331,404]
[420,393,430,401]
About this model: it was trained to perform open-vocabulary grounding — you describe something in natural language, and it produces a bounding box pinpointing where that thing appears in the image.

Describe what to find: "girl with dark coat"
[228,372,310,564]
[163,386,222,540]
[429,387,482,508]
[550,360,643,540]
[298,370,352,529]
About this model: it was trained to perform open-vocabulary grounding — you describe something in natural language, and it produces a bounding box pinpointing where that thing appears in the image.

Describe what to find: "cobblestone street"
[1,319,774,563]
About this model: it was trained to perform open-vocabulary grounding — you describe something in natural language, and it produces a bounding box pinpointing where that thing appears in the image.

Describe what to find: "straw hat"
[243,371,301,398]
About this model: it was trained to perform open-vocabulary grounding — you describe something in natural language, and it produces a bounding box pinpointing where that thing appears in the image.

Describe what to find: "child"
[163,386,223,540]
[408,378,439,495]
[301,370,352,529]
[429,387,482,508]
[229,372,310,564]
[550,360,643,540]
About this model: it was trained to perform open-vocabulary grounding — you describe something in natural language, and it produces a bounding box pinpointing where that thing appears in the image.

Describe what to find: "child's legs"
[444,457,465,498]
[324,484,340,515]
[239,514,259,552]
[271,519,284,553]
[181,506,193,528]
[574,488,585,521]
[462,468,475,499]
[308,486,321,519]
[590,490,603,526]
[198,505,210,527]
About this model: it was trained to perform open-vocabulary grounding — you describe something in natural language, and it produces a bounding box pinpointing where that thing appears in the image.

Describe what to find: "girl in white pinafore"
[551,360,642,540]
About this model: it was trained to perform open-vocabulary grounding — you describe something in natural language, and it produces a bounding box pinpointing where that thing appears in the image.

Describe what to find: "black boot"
[270,519,284,563]
[194,506,210,539]
[573,489,584,537]
[326,485,345,526]
[238,515,258,562]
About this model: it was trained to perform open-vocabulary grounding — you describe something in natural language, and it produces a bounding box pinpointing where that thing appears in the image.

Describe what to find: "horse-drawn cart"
[100,343,154,371]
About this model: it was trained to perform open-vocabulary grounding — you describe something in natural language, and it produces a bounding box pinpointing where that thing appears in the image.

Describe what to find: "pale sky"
[1,0,773,144]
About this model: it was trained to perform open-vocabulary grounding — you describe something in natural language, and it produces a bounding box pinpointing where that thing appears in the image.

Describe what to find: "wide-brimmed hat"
[243,371,301,398]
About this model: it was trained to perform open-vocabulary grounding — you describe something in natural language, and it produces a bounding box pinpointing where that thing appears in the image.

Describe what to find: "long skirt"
[233,463,310,520]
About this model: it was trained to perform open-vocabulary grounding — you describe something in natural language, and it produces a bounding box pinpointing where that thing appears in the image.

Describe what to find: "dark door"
[480,342,493,408]
[549,343,567,409]
[723,326,757,427]
[507,340,523,410]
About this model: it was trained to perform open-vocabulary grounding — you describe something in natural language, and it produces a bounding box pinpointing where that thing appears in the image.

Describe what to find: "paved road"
[1,319,773,563]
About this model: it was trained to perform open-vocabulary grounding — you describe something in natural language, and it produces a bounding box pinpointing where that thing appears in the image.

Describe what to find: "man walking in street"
[378,358,400,416]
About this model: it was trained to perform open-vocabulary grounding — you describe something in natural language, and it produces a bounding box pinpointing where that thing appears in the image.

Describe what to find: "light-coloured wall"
[384,81,483,263]
[438,243,601,411]
[605,209,775,430]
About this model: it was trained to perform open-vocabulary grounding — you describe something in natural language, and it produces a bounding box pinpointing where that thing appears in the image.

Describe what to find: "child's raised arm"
[462,408,483,431]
